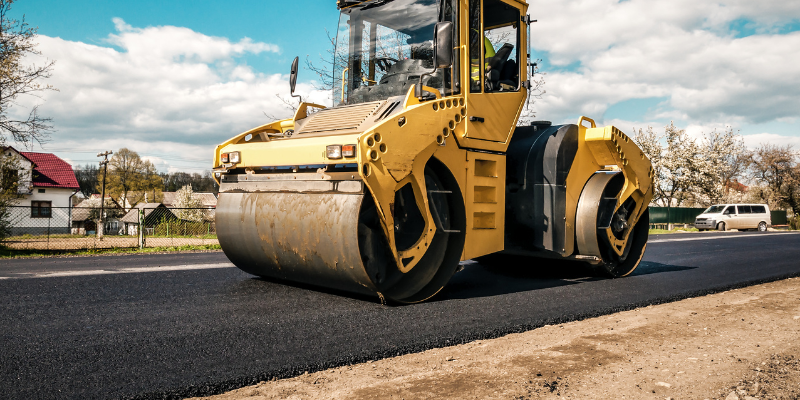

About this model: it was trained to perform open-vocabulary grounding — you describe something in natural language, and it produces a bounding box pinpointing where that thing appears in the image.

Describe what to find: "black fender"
[504,122,579,255]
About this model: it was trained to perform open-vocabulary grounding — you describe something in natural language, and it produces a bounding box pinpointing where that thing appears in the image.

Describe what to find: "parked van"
[694,204,771,231]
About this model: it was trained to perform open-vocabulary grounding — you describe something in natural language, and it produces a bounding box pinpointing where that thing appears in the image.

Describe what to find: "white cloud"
[742,133,800,149]
[17,19,328,173]
[531,0,800,134]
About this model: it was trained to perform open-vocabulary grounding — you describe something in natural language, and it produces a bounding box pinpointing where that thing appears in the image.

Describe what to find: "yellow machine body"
[212,0,654,302]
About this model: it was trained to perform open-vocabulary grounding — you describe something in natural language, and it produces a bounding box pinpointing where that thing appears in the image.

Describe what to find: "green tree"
[0,0,56,147]
[0,149,22,239]
[100,148,162,209]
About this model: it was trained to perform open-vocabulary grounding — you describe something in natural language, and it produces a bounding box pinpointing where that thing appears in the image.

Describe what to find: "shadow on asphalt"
[434,259,696,301]
[231,259,696,306]
[630,261,696,277]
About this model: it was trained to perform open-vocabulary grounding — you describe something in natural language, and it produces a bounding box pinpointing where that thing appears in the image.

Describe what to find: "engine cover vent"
[295,101,384,134]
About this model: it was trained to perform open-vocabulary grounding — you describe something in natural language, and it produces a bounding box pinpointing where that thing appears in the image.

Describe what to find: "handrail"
[341,67,349,104]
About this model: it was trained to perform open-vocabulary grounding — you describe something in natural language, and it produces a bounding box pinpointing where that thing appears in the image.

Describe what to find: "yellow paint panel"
[474,159,497,177]
[473,186,497,203]
[220,133,362,168]
[473,212,496,229]
[464,91,526,143]
[463,151,506,260]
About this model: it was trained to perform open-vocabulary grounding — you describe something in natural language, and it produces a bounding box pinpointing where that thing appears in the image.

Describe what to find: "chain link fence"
[0,205,218,251]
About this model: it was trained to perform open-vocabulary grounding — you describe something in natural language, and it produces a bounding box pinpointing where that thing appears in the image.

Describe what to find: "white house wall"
[10,188,77,235]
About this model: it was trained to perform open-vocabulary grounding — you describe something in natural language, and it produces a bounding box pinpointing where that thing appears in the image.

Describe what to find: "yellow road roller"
[212,0,654,303]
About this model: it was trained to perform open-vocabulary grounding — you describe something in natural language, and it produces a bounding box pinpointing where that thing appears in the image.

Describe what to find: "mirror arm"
[416,68,438,101]
[291,92,303,104]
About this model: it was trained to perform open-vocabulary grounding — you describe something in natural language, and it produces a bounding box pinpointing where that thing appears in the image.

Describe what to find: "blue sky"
[16,0,339,76]
[9,0,800,174]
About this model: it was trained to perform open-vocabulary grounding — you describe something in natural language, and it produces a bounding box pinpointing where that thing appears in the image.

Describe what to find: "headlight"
[221,152,240,164]
[326,145,342,159]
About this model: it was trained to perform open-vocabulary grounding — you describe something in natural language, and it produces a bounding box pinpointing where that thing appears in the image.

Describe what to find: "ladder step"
[427,190,452,194]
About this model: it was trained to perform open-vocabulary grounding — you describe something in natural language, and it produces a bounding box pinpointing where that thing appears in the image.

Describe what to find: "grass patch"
[0,244,221,259]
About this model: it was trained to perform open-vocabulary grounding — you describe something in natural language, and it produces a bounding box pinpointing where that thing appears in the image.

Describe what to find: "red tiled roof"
[19,152,80,189]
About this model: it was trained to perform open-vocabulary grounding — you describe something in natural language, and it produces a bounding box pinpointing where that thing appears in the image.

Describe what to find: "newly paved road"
[2,232,800,399]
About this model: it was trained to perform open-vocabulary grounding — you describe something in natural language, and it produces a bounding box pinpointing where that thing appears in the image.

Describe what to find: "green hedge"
[648,206,788,225]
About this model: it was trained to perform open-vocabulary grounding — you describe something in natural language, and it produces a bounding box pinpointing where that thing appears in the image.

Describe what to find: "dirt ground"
[194,278,800,400]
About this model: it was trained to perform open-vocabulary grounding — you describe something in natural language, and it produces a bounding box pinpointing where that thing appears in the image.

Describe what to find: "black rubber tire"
[717,222,726,231]
[595,209,650,278]
[758,221,767,232]
[360,162,466,304]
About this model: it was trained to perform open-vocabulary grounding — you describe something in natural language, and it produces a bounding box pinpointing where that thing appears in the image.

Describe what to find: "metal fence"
[1,206,218,251]
[648,207,707,224]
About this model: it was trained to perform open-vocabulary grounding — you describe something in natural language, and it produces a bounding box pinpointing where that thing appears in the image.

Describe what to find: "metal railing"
[0,206,217,251]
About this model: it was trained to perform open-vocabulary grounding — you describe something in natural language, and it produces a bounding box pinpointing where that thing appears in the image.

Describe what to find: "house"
[71,196,125,236]
[1,147,80,236]
[120,203,178,236]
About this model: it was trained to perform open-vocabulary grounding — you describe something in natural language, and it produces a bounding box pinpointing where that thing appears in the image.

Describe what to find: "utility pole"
[97,150,113,240]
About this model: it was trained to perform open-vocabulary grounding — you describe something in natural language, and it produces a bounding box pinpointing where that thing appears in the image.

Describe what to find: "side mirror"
[289,56,299,95]
[417,21,454,100]
[289,56,302,103]
[434,21,454,69]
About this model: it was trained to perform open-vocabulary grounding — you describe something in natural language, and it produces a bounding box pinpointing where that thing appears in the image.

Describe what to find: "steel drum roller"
[216,192,378,296]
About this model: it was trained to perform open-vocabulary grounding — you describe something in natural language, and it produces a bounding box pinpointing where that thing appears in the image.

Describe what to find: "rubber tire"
[595,209,650,278]
[758,221,767,232]
[717,222,726,231]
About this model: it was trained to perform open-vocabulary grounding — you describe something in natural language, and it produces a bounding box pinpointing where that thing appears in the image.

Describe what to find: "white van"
[694,204,771,232]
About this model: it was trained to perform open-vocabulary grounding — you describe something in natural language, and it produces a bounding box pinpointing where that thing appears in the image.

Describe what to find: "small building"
[71,197,125,236]
[120,203,177,236]
[1,147,80,236]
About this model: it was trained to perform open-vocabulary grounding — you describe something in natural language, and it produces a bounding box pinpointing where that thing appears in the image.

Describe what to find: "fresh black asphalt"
[2,232,799,399]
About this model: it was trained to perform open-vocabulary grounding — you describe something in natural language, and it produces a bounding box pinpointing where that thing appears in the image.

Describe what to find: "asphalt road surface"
[2,231,800,399]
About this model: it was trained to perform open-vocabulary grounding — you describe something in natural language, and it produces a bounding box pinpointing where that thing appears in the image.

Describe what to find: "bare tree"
[0,0,56,148]
[748,144,800,215]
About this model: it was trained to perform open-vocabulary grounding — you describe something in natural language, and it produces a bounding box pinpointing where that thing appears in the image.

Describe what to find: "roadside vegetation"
[634,124,800,220]
[0,244,221,259]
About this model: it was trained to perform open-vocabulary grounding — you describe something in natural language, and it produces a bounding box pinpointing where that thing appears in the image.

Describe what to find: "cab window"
[723,206,733,215]
[469,0,520,93]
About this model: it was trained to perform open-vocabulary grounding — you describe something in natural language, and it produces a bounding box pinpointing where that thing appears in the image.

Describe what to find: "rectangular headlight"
[229,152,241,163]
[326,145,342,159]
[220,153,229,163]
[342,144,357,158]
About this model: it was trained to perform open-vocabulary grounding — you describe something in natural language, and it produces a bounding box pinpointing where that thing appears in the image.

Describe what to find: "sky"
[9,0,800,174]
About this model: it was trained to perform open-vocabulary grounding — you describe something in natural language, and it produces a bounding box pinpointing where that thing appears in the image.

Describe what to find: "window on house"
[31,201,52,218]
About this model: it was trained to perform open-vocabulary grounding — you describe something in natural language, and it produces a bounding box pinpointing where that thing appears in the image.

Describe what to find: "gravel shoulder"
[193,277,800,400]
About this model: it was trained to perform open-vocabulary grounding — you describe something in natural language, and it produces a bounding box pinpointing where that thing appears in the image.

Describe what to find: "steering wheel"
[374,57,399,73]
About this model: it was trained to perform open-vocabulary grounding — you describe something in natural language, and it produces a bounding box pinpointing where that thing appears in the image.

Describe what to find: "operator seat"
[485,43,515,91]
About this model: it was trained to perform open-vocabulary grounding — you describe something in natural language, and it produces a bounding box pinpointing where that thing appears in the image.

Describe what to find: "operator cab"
[334,0,460,105]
